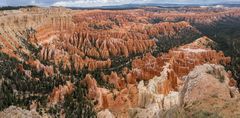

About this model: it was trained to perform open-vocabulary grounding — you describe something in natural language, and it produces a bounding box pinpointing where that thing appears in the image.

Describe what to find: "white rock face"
[97,109,115,118]
[147,63,170,93]
[129,103,161,118]
[97,63,239,118]
[129,63,180,118]
[163,92,180,110]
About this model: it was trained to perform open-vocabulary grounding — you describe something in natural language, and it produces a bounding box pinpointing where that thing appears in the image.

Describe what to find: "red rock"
[48,81,74,105]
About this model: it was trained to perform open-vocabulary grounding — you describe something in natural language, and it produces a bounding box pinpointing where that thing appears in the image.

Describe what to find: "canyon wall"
[0,7,240,118]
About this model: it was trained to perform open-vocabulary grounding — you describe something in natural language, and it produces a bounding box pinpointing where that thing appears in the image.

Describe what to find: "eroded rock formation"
[130,37,230,88]
[91,36,235,117]
[1,7,240,118]
[48,81,74,105]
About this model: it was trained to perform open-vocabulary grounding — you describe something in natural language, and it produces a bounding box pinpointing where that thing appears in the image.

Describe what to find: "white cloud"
[52,0,147,7]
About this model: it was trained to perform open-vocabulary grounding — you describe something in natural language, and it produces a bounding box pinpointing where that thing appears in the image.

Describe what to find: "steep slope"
[129,64,238,118]
[87,36,234,117]
[145,7,240,85]
[0,7,74,60]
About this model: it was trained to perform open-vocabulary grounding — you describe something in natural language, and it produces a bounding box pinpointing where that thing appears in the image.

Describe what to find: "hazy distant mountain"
[67,2,240,10]
[68,3,204,10]
[1,1,240,10]
[212,1,240,7]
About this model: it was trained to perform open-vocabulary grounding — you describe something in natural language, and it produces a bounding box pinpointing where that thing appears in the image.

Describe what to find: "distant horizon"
[1,2,240,8]
[0,0,240,7]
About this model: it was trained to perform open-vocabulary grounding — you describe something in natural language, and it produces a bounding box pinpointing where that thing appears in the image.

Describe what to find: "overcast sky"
[0,0,239,7]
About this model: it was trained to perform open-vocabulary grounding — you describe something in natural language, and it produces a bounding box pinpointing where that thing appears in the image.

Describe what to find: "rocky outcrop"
[82,74,110,110]
[82,74,138,117]
[0,106,42,118]
[97,109,115,118]
[26,59,54,77]
[93,37,232,117]
[167,64,240,118]
[38,44,112,72]
[101,72,126,90]
[127,63,238,118]
[0,7,74,60]
[146,7,240,25]
[180,64,238,104]
[48,81,74,105]
[188,36,216,48]
[66,32,156,59]
[130,37,230,83]
[128,62,180,118]
[145,21,200,39]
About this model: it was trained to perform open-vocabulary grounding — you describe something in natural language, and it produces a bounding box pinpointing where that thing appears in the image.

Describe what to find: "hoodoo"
[0,5,240,118]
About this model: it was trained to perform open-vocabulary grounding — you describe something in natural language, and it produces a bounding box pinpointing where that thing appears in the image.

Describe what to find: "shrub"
[191,110,222,118]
